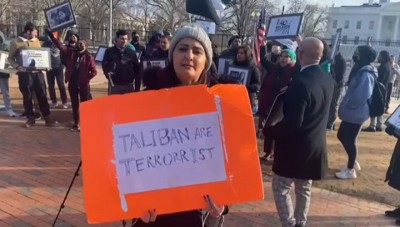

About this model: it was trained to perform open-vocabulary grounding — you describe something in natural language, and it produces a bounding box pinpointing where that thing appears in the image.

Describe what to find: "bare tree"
[221,0,280,37]
[142,0,188,31]
[121,0,157,33]
[285,1,328,38]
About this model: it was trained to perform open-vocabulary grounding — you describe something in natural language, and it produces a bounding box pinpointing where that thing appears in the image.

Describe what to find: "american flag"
[253,8,267,65]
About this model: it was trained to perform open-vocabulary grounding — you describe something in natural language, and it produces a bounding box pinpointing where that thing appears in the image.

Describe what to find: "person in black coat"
[263,37,334,227]
[384,125,400,226]
[327,51,347,130]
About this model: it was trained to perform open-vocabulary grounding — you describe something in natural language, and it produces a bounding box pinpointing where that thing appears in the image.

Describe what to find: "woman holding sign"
[136,25,228,227]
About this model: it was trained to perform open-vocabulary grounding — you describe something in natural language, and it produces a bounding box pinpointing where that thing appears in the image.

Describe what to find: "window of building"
[333,20,338,29]
[354,36,360,44]
[356,21,362,29]
[369,21,375,30]
[344,20,350,29]
[385,38,391,46]
[342,35,348,44]
[331,35,335,42]
[388,21,394,30]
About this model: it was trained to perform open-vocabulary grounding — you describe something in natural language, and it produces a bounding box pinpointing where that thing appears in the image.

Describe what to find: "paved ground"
[0,72,398,226]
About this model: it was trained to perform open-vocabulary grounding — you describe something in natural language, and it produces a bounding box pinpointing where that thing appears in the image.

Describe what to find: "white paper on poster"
[195,20,216,34]
[113,112,227,194]
[267,14,303,38]
[21,49,50,68]
[0,52,7,70]
[276,39,298,51]
[95,47,107,62]
[143,60,167,69]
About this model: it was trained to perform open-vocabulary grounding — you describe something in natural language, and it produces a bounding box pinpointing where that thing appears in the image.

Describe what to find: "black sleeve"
[102,48,113,79]
[264,78,309,139]
[333,53,346,84]
[260,46,273,71]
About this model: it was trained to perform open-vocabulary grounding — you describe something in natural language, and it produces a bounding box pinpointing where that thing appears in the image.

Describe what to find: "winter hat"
[282,49,296,62]
[168,24,213,70]
[357,45,377,64]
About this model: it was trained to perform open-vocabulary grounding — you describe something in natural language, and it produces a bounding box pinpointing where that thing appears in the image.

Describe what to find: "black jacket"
[264,65,334,180]
[332,52,346,86]
[102,46,141,90]
[131,42,146,58]
[378,63,391,87]
[219,48,236,60]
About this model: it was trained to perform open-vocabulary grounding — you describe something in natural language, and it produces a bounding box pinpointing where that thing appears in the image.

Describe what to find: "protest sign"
[330,28,343,61]
[80,85,264,223]
[44,1,77,31]
[266,13,303,39]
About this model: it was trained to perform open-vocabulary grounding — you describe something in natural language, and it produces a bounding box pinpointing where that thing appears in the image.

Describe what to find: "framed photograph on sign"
[266,13,303,39]
[143,59,167,70]
[0,51,9,73]
[227,65,251,85]
[95,46,108,62]
[44,1,76,31]
[20,48,51,70]
[217,58,232,75]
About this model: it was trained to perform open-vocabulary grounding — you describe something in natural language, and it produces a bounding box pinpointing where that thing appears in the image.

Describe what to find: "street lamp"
[109,0,113,47]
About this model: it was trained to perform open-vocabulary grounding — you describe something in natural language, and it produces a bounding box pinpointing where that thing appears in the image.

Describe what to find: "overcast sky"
[284,0,400,7]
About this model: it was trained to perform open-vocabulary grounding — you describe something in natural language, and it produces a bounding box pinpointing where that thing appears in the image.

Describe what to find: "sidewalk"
[0,115,396,227]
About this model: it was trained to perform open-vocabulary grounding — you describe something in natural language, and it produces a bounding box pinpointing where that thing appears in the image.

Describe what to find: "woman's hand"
[204,195,224,218]
[139,209,157,223]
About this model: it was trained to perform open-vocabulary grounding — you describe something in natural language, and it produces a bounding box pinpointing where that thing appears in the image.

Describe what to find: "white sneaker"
[6,109,16,117]
[50,103,58,109]
[340,161,361,171]
[62,103,68,109]
[335,168,357,179]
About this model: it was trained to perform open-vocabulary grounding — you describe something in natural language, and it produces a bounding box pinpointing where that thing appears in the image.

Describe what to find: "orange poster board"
[80,84,264,224]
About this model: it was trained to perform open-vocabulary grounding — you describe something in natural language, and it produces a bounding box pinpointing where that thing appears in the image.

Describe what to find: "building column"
[377,15,383,40]
[393,16,400,41]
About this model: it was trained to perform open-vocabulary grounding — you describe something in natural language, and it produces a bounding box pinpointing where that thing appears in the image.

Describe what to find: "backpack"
[367,71,386,117]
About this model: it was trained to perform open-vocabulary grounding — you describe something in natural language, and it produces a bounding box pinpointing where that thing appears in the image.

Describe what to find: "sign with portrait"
[195,20,216,34]
[266,13,303,39]
[44,1,77,31]
[386,105,400,129]
[227,65,251,86]
[142,59,167,70]
[20,48,51,70]
[0,51,9,73]
[217,58,232,75]
[94,46,108,62]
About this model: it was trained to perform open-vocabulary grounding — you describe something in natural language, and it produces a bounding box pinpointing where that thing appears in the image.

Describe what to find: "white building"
[328,0,400,43]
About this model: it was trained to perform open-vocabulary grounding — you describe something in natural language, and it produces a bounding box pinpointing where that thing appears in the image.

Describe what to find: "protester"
[327,48,347,131]
[336,45,377,179]
[220,35,241,59]
[145,31,163,59]
[153,35,171,59]
[136,24,229,227]
[47,29,97,132]
[131,31,146,57]
[386,55,400,113]
[42,39,68,109]
[319,40,331,74]
[263,37,334,227]
[383,124,400,226]
[8,22,57,127]
[0,72,16,117]
[258,44,298,161]
[231,45,261,113]
[102,29,141,95]
[363,50,390,132]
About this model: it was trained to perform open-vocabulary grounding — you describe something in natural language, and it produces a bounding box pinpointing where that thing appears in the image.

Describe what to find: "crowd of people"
[2,21,400,226]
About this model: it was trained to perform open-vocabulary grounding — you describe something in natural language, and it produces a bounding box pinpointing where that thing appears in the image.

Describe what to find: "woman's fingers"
[204,195,224,218]
[149,209,157,222]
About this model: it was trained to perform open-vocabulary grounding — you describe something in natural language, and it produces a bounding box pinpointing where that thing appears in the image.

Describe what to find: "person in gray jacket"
[336,45,377,179]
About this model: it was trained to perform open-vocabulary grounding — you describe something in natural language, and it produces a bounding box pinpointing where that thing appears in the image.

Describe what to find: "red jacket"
[48,32,97,84]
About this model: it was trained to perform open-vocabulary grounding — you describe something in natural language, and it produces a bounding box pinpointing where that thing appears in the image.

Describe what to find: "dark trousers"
[327,84,344,129]
[18,72,50,118]
[263,137,274,156]
[109,83,134,95]
[386,83,393,110]
[337,121,362,169]
[68,75,90,125]
[46,67,67,104]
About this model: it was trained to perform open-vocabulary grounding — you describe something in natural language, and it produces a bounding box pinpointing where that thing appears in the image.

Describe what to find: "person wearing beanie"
[135,25,229,227]
[131,31,146,58]
[336,45,377,179]
[258,45,299,161]
[46,29,97,132]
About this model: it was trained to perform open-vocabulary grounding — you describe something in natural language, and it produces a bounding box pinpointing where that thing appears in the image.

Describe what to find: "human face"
[390,56,395,65]
[77,41,86,51]
[236,48,246,62]
[70,34,78,44]
[58,11,66,20]
[232,38,241,48]
[279,52,291,67]
[117,35,128,48]
[160,37,170,51]
[172,38,207,85]
[25,29,37,40]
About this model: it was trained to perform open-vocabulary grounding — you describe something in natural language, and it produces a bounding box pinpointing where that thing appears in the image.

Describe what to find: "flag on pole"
[253,8,267,65]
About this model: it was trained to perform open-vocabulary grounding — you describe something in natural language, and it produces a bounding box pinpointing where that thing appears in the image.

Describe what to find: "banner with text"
[80,85,264,224]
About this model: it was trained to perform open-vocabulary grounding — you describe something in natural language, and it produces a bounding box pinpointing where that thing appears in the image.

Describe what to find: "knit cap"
[282,48,296,62]
[168,25,213,70]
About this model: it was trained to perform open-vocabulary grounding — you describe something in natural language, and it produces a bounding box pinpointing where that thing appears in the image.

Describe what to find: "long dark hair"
[348,45,377,82]
[233,45,252,65]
